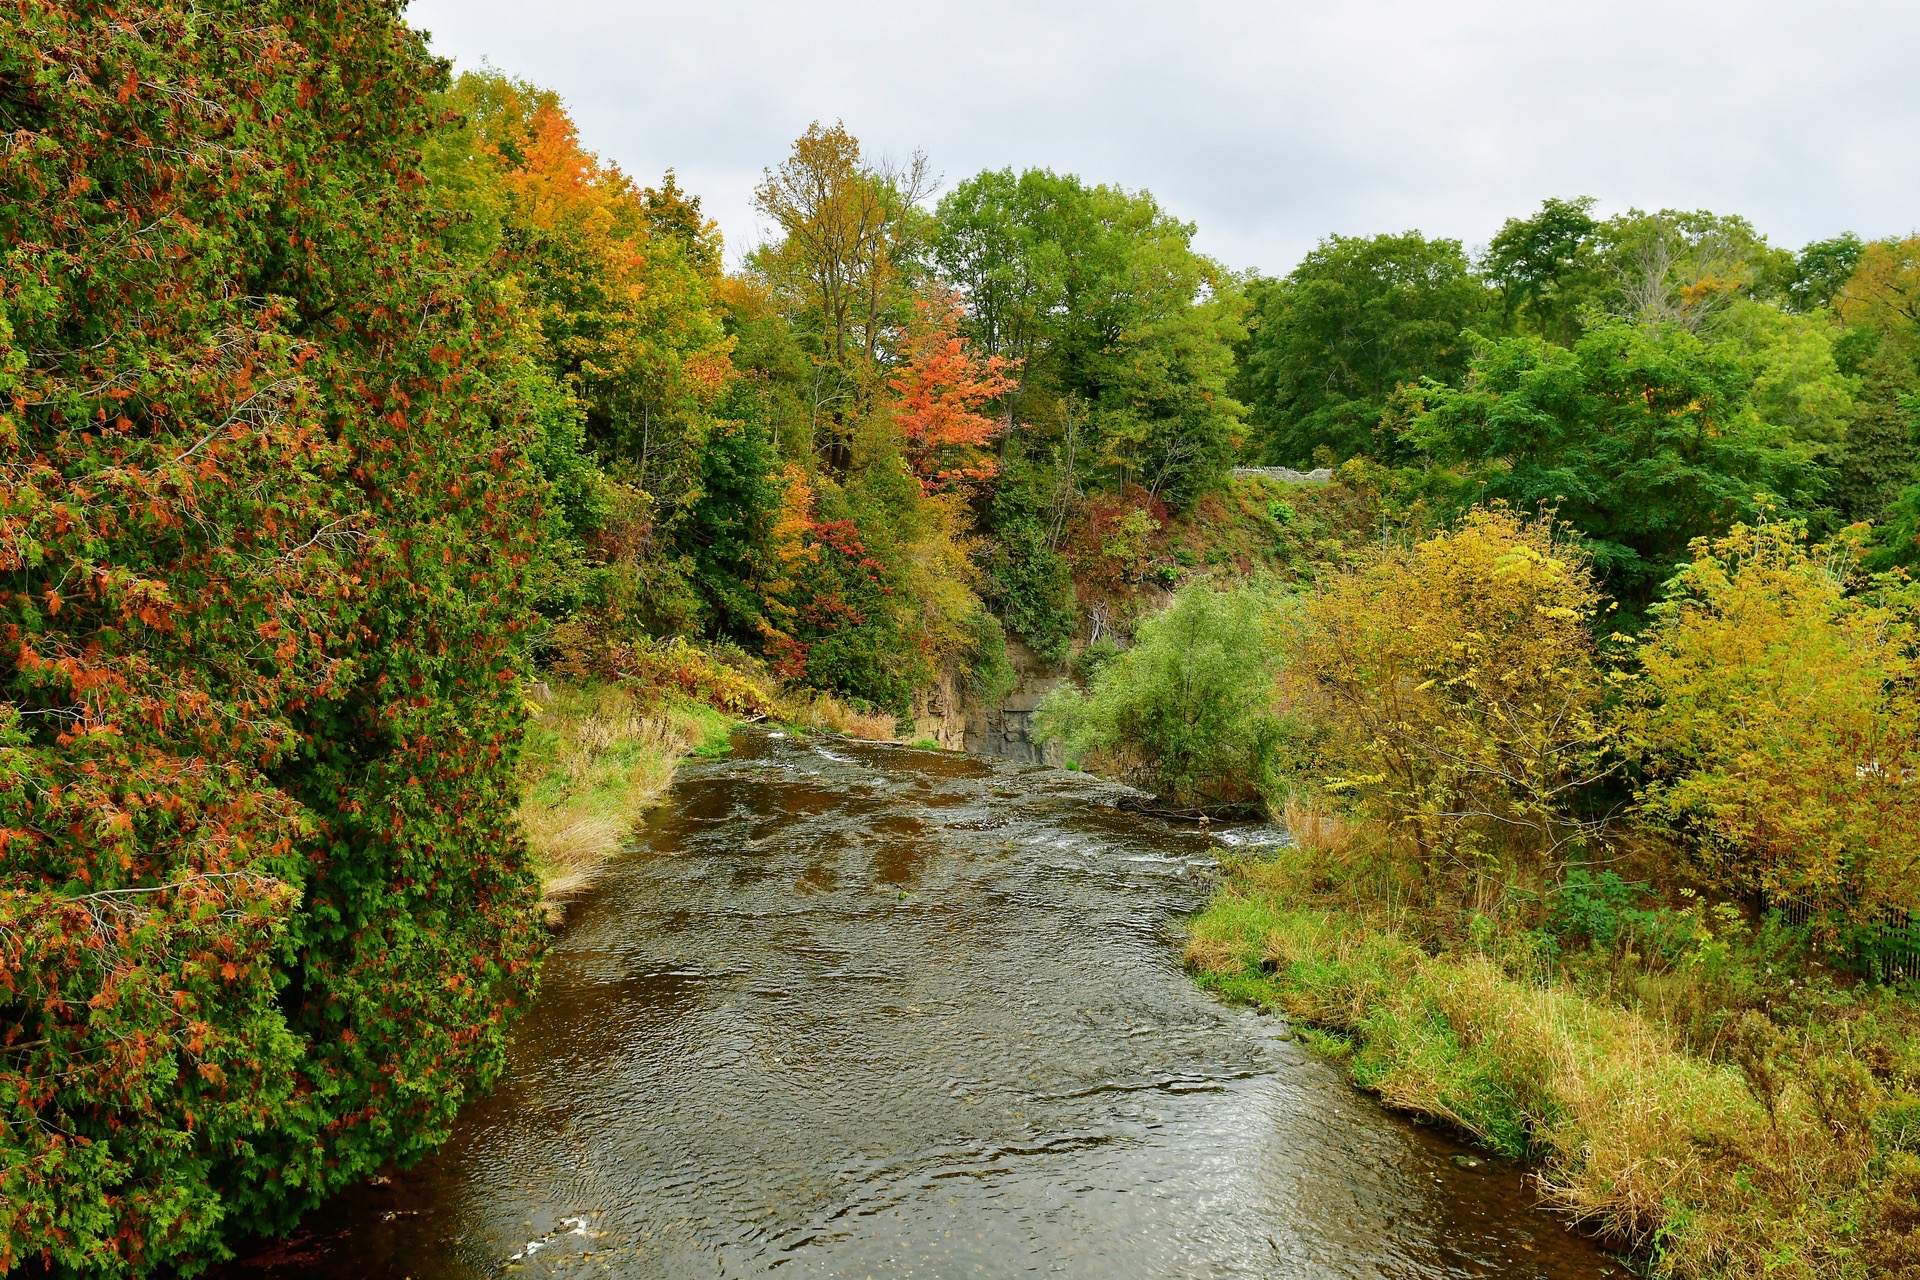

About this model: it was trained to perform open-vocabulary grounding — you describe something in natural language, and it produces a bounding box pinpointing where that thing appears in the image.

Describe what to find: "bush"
[1035,581,1291,811]
[1627,519,1920,935]
[1287,508,1613,903]
[2,8,545,1272]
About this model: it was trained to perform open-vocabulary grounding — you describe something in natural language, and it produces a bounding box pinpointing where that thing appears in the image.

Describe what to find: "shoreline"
[1183,846,1920,1279]
[518,679,905,921]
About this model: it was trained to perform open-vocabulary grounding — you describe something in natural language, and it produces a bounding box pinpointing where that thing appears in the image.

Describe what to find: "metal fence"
[1767,893,1920,983]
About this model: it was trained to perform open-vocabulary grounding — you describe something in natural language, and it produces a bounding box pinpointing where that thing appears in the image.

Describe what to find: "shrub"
[2,6,545,1272]
[1036,581,1290,811]
[1627,519,1920,935]
[1288,509,1613,904]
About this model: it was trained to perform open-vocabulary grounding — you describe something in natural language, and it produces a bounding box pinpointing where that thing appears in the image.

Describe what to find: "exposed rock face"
[909,669,970,751]
[964,639,1067,765]
[908,637,1068,762]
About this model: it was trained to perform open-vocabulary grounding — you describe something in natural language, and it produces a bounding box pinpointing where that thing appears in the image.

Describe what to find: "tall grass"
[518,682,733,918]
[1187,833,1920,1278]
[777,689,901,741]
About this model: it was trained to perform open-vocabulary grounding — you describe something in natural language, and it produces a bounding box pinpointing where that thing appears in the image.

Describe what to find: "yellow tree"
[1836,236,1920,351]
[1627,520,1920,928]
[752,122,932,469]
[1288,509,1614,903]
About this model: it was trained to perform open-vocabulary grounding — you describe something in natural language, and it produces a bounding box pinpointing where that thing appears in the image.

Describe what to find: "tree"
[678,403,783,643]
[751,121,933,455]
[1482,196,1601,345]
[1835,236,1920,357]
[1406,320,1824,608]
[2,5,546,1270]
[443,71,734,510]
[1834,344,1920,526]
[1240,232,1494,465]
[1595,208,1790,334]
[1037,582,1291,811]
[888,298,1015,492]
[1287,511,1613,901]
[1709,298,1855,455]
[935,169,1245,507]
[933,168,1067,427]
[1783,234,1864,314]
[1628,521,1920,931]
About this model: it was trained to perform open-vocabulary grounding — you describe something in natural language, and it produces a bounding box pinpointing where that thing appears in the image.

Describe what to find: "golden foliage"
[1835,235,1920,348]
[1627,520,1920,923]
[1288,508,1613,899]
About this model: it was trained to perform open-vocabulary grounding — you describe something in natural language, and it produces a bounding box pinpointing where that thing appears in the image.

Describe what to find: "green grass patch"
[1185,849,1920,1278]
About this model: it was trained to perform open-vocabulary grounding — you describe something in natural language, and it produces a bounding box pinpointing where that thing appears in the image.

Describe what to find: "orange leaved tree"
[889,298,1017,492]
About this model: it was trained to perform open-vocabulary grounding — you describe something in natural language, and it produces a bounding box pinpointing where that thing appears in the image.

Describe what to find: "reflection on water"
[222,731,1627,1279]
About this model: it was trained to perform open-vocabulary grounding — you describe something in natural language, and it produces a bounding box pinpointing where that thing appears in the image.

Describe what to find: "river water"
[228,730,1625,1279]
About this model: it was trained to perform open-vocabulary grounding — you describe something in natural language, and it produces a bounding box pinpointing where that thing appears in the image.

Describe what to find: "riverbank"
[518,677,905,918]
[518,682,733,918]
[1185,832,1920,1280]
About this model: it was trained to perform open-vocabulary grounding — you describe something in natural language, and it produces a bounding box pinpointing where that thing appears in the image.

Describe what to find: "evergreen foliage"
[1,5,544,1272]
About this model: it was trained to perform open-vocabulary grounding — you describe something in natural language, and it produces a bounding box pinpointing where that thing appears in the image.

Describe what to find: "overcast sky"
[405,0,1919,276]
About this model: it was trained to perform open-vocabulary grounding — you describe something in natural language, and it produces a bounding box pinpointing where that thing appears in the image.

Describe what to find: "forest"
[4,3,1920,1278]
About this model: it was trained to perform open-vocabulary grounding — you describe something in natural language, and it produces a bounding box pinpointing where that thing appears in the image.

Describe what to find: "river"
[225,729,1626,1279]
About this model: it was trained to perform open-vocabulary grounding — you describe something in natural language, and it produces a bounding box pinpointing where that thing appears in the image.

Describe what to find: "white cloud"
[406,0,1920,274]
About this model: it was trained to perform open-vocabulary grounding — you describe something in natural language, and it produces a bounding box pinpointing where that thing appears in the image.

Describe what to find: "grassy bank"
[1186,837,1920,1279]
[516,676,905,918]
[517,681,736,917]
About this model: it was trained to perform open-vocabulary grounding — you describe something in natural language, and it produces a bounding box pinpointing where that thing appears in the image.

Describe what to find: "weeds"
[1189,835,1920,1278]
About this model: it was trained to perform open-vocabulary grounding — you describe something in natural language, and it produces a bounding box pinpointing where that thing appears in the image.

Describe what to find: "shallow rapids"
[227,729,1626,1279]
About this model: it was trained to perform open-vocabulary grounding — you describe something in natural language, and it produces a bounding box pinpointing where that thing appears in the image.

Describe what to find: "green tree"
[979,453,1079,665]
[933,168,1067,426]
[2,4,546,1271]
[1240,232,1494,465]
[1406,320,1824,608]
[1482,196,1601,345]
[1835,344,1920,526]
[678,402,783,642]
[1783,234,1864,314]
[1709,298,1855,455]
[937,169,1246,508]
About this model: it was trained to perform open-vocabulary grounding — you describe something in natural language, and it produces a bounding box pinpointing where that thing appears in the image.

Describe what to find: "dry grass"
[776,689,900,741]
[1188,843,1920,1278]
[518,680,732,921]
[1281,795,1352,857]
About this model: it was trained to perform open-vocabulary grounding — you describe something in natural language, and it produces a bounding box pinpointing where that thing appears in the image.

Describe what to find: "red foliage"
[888,297,1016,492]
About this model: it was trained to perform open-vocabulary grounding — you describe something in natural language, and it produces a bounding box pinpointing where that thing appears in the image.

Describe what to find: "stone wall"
[1229,465,1333,483]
